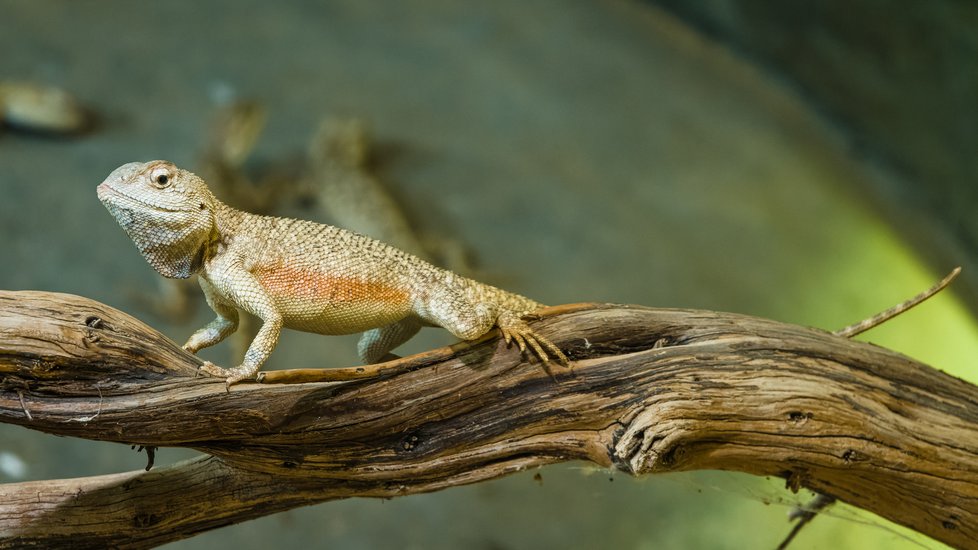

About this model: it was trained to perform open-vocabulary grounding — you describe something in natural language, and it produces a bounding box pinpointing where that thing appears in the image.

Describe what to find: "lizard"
[97,160,569,386]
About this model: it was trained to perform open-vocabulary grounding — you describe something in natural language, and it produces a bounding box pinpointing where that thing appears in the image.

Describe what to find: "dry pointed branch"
[834,266,962,338]
[776,266,965,548]
[0,290,976,548]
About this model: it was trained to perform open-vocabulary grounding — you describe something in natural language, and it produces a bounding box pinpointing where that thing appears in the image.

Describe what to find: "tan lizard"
[97,160,568,386]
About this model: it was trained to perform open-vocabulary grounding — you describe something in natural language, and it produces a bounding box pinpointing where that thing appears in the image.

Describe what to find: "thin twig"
[16,390,31,421]
[777,493,837,549]
[256,339,473,384]
[834,267,961,338]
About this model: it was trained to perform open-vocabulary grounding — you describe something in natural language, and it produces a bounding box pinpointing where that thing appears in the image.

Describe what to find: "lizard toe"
[522,330,569,367]
[225,372,253,387]
[502,329,513,346]
[496,316,569,367]
[224,365,261,389]
[198,361,230,379]
[511,331,528,353]
[525,334,549,363]
[540,336,570,366]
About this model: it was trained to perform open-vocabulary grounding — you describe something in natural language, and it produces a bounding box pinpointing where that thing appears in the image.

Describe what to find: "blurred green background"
[1,1,974,548]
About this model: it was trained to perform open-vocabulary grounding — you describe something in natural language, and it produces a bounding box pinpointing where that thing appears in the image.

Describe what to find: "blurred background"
[1,1,975,548]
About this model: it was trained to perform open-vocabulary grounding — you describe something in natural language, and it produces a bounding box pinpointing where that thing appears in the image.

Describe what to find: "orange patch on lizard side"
[254,264,409,305]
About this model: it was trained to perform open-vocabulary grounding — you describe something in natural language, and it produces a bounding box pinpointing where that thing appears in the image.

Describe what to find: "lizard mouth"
[97,183,185,213]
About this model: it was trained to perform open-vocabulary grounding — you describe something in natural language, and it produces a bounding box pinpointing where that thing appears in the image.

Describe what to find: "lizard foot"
[197,360,229,378]
[197,361,256,391]
[498,316,569,367]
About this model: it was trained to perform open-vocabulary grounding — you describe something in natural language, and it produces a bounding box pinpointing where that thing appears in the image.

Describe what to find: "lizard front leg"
[184,279,239,353]
[195,267,283,387]
[201,311,282,387]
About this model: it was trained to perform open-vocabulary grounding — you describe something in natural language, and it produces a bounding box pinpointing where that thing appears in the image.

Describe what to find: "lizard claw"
[511,331,527,353]
[197,361,254,391]
[498,316,570,367]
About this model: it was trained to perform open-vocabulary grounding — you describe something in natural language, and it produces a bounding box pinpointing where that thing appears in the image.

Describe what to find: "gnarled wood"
[0,290,976,548]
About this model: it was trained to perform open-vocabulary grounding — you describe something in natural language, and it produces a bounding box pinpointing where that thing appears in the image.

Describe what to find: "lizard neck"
[211,199,246,236]
[203,199,248,260]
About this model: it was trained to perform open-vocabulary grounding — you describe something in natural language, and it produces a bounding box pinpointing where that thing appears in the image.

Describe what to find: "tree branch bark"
[0,290,975,548]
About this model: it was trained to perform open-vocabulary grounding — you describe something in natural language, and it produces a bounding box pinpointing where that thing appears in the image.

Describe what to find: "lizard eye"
[150,166,172,188]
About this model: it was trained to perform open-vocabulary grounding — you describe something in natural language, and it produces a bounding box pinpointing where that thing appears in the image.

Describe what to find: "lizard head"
[97,160,216,279]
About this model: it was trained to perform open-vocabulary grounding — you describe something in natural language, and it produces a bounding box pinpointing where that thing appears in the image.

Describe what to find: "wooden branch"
[0,291,976,549]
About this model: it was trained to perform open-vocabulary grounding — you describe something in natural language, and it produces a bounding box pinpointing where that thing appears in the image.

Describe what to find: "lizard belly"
[255,266,413,335]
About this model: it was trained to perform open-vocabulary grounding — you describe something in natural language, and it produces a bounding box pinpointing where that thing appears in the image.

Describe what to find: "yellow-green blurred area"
[1,1,974,548]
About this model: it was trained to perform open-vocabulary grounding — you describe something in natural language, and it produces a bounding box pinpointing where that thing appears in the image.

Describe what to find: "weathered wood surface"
[0,290,975,548]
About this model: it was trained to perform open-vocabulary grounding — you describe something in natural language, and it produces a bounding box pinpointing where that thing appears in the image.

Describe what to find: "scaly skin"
[306,116,428,257]
[305,115,475,274]
[97,160,568,386]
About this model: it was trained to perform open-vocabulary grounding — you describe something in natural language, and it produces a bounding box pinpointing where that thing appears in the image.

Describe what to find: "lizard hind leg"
[420,288,568,366]
[357,317,423,364]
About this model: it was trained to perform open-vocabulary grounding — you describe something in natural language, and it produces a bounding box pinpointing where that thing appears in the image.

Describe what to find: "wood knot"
[787,411,813,424]
[133,512,164,528]
[83,315,108,346]
[841,449,869,464]
[659,443,685,467]
[400,434,421,452]
[652,337,671,349]
[279,454,305,469]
